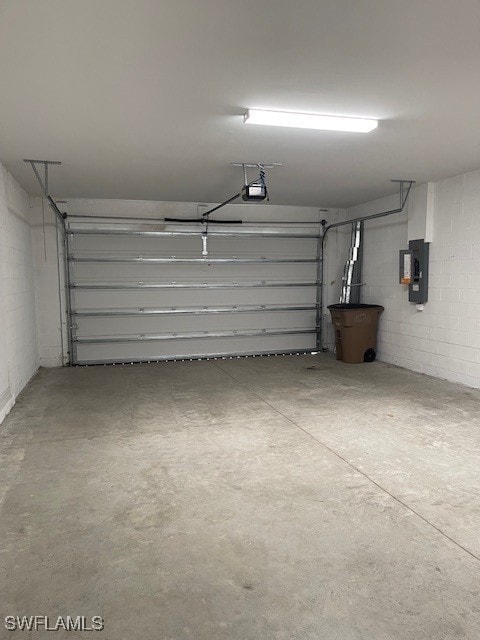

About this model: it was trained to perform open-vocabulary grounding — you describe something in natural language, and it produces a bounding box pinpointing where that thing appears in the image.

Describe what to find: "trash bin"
[328,303,384,364]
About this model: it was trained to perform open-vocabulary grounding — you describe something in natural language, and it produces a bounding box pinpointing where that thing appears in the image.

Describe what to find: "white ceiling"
[1,0,480,208]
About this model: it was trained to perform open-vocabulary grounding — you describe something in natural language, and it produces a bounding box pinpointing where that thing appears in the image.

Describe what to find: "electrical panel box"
[399,239,429,303]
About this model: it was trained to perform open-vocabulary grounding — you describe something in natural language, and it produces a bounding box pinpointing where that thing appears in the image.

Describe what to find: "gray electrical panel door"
[408,238,429,303]
[67,220,320,364]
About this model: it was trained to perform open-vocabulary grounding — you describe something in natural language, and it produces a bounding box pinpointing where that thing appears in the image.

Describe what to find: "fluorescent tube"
[244,109,378,133]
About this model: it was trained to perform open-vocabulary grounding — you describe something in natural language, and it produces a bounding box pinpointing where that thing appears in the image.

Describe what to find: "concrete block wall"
[0,164,39,422]
[339,169,480,388]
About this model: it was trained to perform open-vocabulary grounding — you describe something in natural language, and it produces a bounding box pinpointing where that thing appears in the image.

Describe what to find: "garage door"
[67,220,321,364]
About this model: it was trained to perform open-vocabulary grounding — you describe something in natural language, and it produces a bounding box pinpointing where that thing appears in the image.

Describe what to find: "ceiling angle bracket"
[391,179,416,209]
[23,159,67,221]
[230,162,282,189]
[230,162,283,170]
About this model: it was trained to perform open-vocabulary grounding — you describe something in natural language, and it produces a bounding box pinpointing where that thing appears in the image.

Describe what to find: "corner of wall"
[322,208,349,350]
[332,174,480,390]
[30,196,67,369]
[0,162,40,424]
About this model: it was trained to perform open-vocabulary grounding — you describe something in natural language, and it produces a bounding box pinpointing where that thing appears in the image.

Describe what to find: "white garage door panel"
[67,221,321,364]
[75,310,317,337]
[71,262,316,283]
[72,234,317,257]
[75,333,316,365]
[72,285,317,310]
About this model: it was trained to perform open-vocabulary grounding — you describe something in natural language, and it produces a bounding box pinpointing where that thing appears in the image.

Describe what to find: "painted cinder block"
[0,164,39,423]
[343,174,480,389]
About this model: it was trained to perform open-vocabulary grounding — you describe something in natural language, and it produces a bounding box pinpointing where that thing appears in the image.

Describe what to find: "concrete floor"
[1,355,480,639]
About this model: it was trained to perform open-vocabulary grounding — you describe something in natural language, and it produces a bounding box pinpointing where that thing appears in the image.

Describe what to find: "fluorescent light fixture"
[244,109,378,133]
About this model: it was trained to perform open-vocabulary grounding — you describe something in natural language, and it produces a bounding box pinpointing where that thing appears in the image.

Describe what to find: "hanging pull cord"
[201,219,209,257]
[258,169,269,202]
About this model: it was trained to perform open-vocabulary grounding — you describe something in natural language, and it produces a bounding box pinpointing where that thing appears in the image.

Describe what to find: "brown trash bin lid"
[328,304,384,311]
[328,303,384,328]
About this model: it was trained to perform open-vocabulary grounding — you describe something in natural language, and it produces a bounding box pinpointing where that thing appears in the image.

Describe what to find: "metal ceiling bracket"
[230,162,282,188]
[391,179,416,209]
[230,162,283,169]
[23,159,61,197]
[23,159,67,222]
